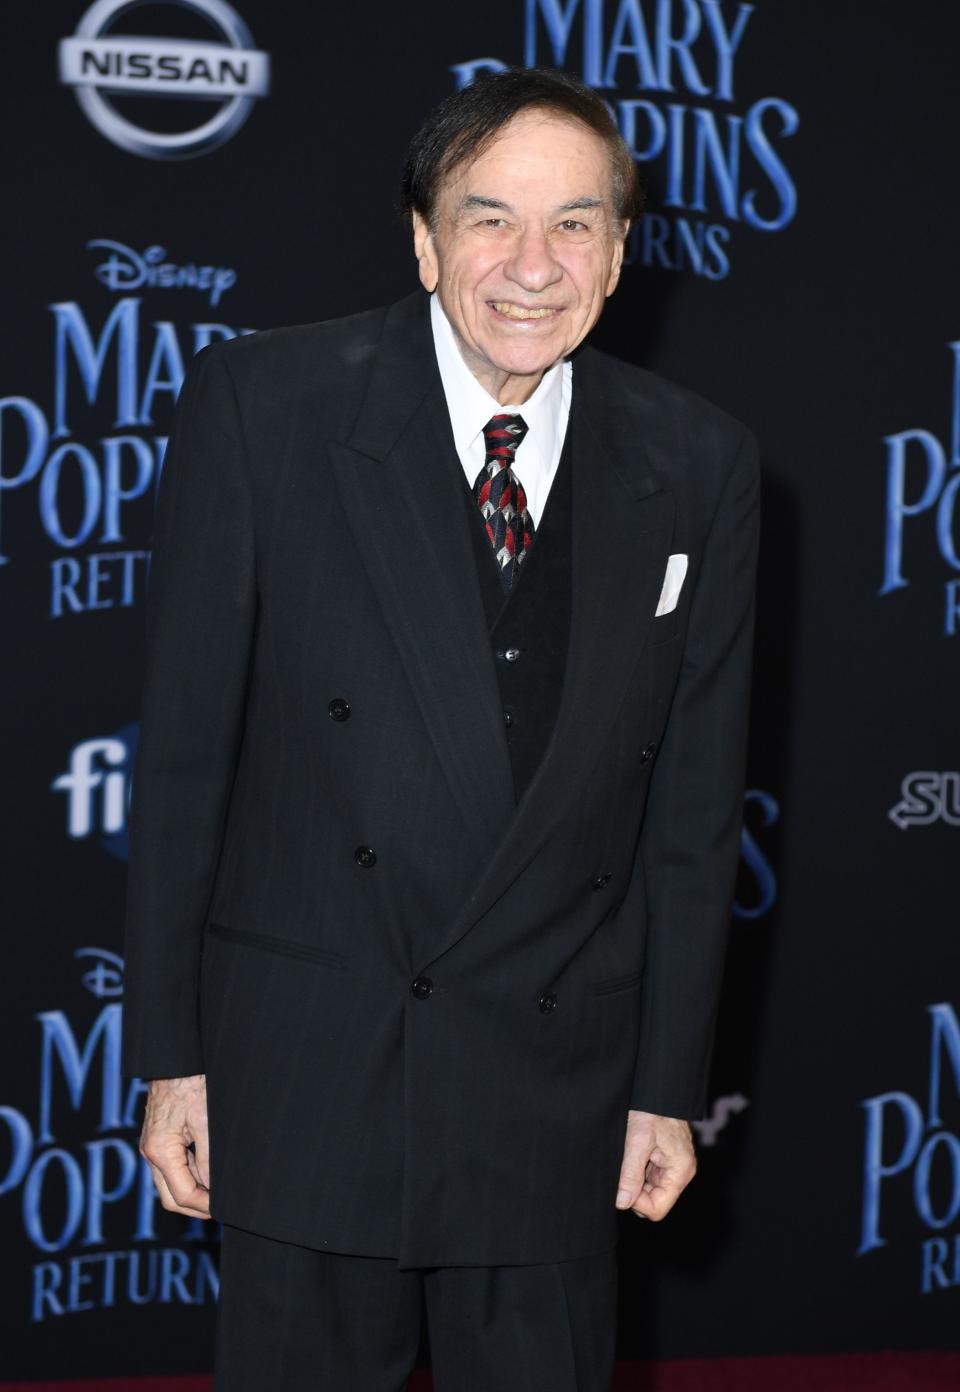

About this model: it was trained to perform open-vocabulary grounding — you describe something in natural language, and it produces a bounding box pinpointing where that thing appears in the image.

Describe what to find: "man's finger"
[144,1142,211,1216]
[165,1160,210,1214]
[631,1158,696,1221]
[158,1158,211,1215]
[616,1143,654,1208]
[631,1177,682,1221]
[148,1161,212,1219]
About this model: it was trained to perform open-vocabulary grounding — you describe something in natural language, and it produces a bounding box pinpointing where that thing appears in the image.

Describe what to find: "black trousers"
[215,1224,618,1391]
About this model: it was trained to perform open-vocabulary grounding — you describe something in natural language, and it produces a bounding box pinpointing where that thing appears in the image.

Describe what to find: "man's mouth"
[489,302,561,321]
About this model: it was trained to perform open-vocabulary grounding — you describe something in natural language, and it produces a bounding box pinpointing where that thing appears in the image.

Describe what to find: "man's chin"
[479,340,568,383]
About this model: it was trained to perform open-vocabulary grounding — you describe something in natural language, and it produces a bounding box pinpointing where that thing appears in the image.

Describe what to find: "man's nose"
[503,228,563,292]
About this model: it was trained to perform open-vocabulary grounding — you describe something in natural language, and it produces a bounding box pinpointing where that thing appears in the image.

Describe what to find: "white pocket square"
[655,553,688,617]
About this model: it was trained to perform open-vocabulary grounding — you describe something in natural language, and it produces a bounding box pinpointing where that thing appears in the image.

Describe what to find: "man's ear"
[413,211,439,293]
[605,220,630,297]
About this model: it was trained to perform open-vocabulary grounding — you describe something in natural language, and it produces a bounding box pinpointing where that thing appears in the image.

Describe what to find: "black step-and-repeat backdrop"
[1,1,957,1382]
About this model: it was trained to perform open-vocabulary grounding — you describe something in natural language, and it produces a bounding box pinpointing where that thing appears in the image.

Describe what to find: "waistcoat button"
[354,845,377,867]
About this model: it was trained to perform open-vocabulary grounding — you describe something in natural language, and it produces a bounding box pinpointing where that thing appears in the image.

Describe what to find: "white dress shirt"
[429,292,572,529]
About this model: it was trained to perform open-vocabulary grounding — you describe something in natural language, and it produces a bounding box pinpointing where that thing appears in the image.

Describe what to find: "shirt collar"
[429,291,566,459]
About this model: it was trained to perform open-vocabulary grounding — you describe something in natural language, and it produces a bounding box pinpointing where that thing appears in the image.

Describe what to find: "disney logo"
[74,947,124,999]
[87,239,237,307]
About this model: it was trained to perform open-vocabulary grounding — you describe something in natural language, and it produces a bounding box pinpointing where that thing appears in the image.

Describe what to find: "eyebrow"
[460,196,512,214]
[459,195,606,215]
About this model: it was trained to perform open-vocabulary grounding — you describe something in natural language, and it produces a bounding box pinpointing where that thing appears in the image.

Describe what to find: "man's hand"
[615,1109,696,1220]
[140,1074,211,1218]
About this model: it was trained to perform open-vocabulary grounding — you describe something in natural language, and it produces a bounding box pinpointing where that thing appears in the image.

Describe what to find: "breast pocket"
[649,607,685,648]
[205,921,350,970]
[588,967,644,997]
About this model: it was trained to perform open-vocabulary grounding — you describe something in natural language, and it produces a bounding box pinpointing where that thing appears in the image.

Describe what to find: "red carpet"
[3,1354,960,1390]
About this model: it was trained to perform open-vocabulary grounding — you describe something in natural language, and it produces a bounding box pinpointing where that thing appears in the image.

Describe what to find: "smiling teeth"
[492,303,556,319]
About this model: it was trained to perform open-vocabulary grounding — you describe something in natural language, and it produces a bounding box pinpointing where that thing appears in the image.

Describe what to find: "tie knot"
[482,413,528,458]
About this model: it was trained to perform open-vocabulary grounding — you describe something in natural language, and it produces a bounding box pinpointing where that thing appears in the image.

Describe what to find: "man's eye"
[480,217,507,228]
[559,219,587,232]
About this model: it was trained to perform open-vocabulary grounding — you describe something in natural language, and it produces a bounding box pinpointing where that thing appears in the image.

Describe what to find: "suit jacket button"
[412,975,433,1000]
[328,697,351,722]
[640,744,656,764]
[592,873,612,891]
[354,845,377,867]
[538,992,558,1014]
[503,709,514,728]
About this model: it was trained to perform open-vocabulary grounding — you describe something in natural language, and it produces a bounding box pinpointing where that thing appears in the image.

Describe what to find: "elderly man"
[123,66,759,1391]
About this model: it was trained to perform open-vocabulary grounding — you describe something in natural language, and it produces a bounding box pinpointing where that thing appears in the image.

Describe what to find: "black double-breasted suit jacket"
[122,289,760,1268]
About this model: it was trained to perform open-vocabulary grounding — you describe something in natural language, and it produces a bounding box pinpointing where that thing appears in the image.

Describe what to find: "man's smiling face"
[413,109,628,404]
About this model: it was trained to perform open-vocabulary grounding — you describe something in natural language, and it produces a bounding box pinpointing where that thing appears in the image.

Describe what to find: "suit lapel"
[329,294,516,852]
[422,346,676,965]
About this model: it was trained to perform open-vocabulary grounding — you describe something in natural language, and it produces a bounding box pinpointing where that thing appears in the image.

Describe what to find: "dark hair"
[399,67,643,231]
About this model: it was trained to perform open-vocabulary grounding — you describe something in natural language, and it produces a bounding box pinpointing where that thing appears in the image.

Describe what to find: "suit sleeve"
[122,344,257,1081]
[629,426,760,1119]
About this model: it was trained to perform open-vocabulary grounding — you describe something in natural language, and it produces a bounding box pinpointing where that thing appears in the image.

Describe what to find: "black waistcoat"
[459,425,574,803]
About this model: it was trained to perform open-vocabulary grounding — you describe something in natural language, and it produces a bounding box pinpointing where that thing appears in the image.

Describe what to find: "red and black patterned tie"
[473,413,535,588]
